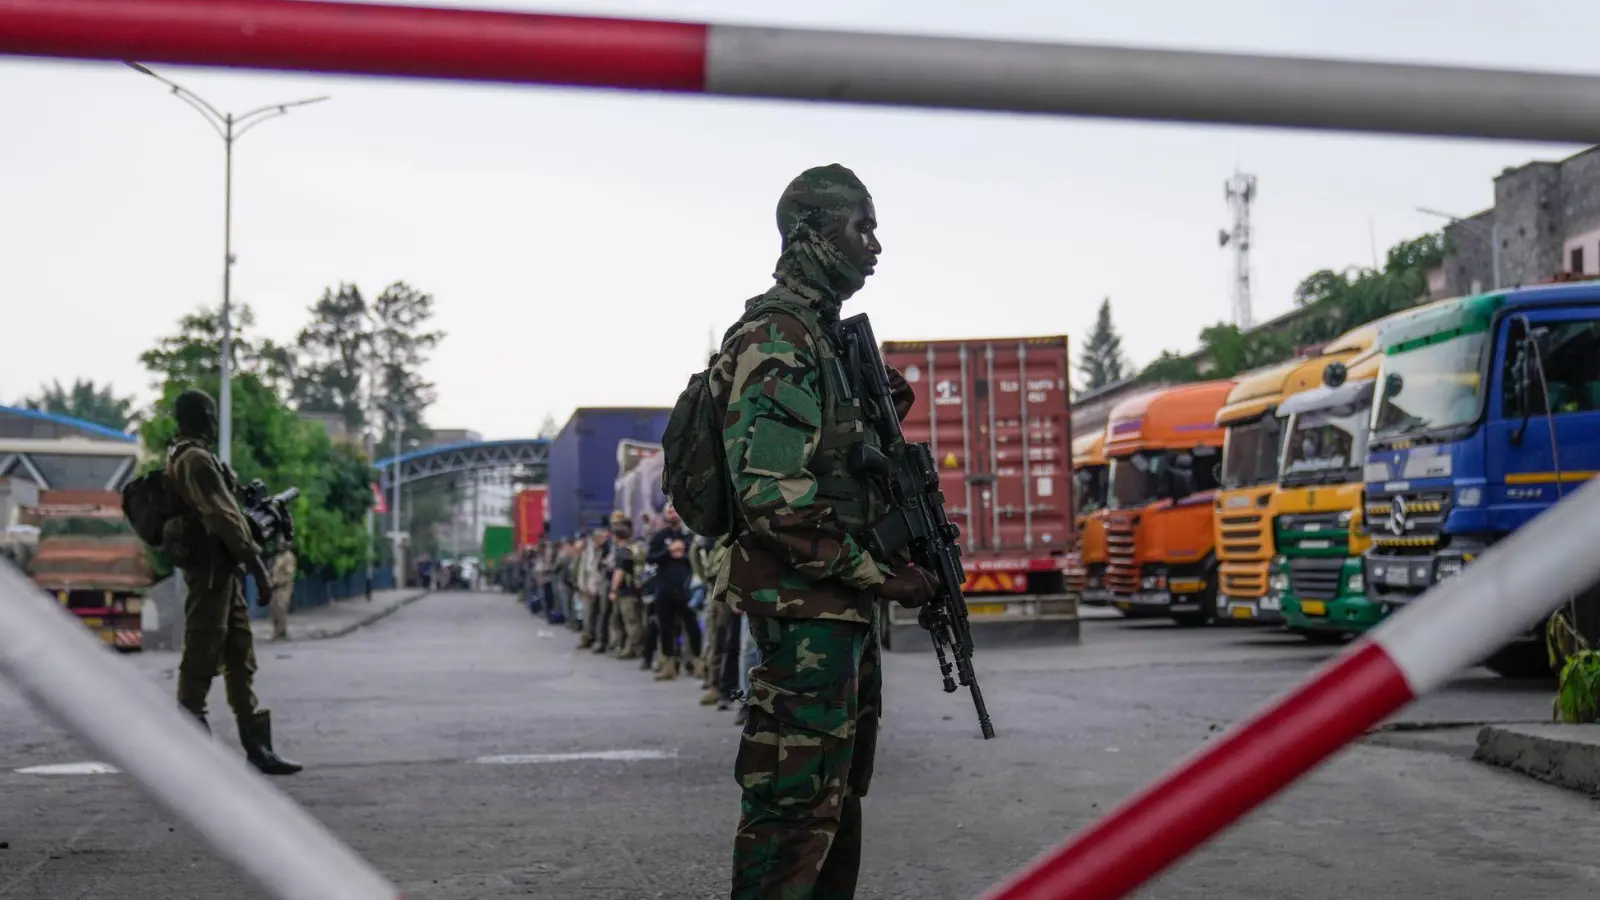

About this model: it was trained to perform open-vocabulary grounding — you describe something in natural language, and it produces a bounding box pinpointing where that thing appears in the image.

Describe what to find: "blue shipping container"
[546,407,671,540]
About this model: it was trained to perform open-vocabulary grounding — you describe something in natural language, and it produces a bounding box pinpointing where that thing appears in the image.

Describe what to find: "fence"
[243,565,398,618]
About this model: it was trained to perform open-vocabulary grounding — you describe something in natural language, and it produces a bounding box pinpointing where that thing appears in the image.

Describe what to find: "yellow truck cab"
[1066,431,1110,605]
[1213,326,1378,623]
[1269,302,1444,640]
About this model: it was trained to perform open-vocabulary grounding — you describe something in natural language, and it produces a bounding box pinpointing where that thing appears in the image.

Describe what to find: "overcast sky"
[2,0,1593,440]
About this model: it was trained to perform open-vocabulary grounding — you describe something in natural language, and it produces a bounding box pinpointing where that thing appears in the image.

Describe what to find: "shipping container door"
[898,343,981,553]
[987,340,1073,553]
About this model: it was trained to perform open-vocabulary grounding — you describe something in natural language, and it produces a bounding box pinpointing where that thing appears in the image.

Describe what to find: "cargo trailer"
[879,334,1079,649]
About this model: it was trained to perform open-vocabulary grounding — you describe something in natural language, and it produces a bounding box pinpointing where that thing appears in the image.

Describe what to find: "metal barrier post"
[7,0,1600,143]
[0,560,402,900]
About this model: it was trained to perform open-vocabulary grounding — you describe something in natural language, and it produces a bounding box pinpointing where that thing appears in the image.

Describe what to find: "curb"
[295,590,431,642]
[1473,723,1600,796]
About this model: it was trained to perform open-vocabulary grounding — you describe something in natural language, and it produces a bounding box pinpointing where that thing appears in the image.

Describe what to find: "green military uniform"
[716,165,914,898]
[162,389,301,776]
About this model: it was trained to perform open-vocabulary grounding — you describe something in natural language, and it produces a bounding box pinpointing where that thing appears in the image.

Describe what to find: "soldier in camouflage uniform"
[716,165,937,898]
[269,546,296,641]
[163,389,302,776]
[606,511,648,660]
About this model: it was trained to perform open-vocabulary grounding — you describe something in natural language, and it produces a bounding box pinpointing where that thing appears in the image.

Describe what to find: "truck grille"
[1218,506,1269,598]
[1106,512,1139,595]
[1363,490,1450,555]
[1288,557,1345,601]
[1276,512,1350,555]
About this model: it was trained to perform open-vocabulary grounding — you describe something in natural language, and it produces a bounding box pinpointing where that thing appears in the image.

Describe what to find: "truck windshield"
[1220,415,1283,490]
[1282,398,1370,486]
[1109,451,1168,509]
[1074,464,1108,514]
[1372,331,1488,440]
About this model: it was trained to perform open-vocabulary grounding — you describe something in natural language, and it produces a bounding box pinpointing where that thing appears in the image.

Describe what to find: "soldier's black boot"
[238,711,303,776]
[183,707,210,734]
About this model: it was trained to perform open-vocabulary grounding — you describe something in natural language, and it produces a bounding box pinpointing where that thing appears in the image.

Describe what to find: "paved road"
[2,593,1596,899]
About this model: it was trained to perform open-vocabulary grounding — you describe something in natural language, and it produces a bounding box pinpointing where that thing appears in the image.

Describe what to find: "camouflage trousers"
[608,592,646,656]
[732,615,880,900]
[176,563,260,721]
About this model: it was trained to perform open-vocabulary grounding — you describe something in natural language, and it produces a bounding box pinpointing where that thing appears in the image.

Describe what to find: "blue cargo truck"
[1363,282,1600,677]
[545,407,671,539]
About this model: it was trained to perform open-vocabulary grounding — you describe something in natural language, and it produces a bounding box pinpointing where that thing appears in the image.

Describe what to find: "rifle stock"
[838,313,996,740]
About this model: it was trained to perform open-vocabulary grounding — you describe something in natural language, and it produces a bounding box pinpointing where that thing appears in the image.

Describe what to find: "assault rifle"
[836,313,996,740]
[239,480,300,550]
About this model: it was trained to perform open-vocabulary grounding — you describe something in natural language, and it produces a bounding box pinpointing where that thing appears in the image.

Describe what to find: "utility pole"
[127,62,328,467]
[1218,171,1258,330]
[391,411,404,589]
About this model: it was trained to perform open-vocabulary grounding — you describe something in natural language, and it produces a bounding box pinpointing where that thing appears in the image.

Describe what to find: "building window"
[1572,246,1585,274]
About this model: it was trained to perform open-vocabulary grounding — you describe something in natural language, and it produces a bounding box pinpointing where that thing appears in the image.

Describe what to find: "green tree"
[370,281,444,450]
[1077,298,1129,392]
[138,304,298,397]
[293,283,371,436]
[139,307,374,577]
[23,378,139,431]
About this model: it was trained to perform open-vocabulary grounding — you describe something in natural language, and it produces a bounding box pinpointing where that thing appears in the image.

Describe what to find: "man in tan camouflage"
[163,388,302,776]
[713,165,936,898]
[606,511,648,660]
[269,546,296,641]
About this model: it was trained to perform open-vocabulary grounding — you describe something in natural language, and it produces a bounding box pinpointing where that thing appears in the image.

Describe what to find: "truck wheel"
[1483,641,1553,679]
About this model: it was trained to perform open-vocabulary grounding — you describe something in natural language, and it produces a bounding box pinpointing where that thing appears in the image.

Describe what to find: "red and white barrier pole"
[8,0,1600,143]
[981,477,1600,900]
[0,561,403,900]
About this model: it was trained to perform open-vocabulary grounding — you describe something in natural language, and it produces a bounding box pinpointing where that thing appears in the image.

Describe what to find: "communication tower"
[1218,171,1258,330]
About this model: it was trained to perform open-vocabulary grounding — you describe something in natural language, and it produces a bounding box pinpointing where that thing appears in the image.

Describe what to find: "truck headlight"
[1346,572,1364,593]
[1269,571,1289,592]
[1337,509,1353,526]
[1456,486,1483,508]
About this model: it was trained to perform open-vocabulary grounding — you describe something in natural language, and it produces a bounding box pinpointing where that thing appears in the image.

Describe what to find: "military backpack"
[660,292,837,538]
[121,468,188,550]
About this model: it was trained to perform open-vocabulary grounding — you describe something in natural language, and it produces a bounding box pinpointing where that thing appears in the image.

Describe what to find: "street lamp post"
[1417,205,1501,291]
[127,62,328,467]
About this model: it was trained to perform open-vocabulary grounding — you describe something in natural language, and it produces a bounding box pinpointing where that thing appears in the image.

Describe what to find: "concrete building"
[1439,145,1600,296]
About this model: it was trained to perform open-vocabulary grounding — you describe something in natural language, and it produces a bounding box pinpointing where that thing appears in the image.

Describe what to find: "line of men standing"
[513,505,755,720]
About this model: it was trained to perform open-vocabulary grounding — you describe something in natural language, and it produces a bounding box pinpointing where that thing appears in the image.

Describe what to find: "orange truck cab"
[1212,325,1378,624]
[1104,380,1235,625]
[1066,431,1110,605]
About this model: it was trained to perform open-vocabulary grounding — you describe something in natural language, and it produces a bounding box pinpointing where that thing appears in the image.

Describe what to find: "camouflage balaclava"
[771,164,873,317]
[174,388,219,445]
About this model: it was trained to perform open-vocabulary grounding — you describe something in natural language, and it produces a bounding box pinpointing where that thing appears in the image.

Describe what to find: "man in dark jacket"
[646,505,700,680]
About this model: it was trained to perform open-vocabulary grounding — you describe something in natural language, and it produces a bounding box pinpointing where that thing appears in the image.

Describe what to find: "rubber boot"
[654,656,679,682]
[238,711,303,776]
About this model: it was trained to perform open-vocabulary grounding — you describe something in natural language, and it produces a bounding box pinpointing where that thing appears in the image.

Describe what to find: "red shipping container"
[881,334,1075,596]
[513,487,547,550]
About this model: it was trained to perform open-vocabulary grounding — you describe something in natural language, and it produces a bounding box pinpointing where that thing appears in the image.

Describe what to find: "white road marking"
[15,761,120,775]
[470,749,678,765]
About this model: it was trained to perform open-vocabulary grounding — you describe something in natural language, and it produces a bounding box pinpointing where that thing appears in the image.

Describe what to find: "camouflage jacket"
[165,438,259,567]
[712,287,913,622]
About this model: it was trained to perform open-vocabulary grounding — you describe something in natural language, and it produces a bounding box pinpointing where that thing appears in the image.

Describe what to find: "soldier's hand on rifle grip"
[248,556,274,605]
[873,563,939,608]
